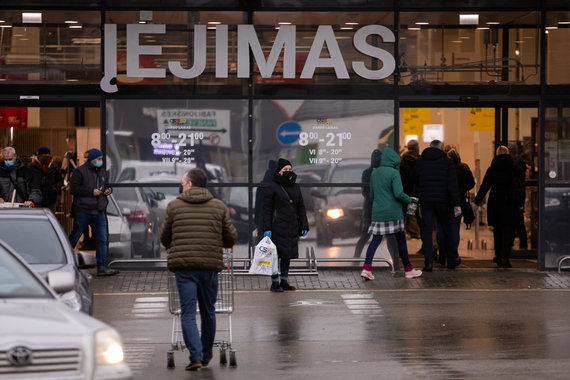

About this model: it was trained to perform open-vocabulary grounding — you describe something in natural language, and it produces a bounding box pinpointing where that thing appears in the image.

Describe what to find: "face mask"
[94,161,103,168]
[4,160,14,168]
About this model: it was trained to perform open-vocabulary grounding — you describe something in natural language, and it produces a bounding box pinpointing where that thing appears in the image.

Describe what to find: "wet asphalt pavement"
[93,268,570,380]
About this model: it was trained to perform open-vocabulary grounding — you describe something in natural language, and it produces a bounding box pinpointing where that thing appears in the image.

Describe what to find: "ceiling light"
[486,21,500,25]
[65,20,78,24]
[0,25,13,28]
[0,20,5,23]
[207,26,216,30]
[558,21,570,25]
[546,26,558,30]
[208,21,221,24]
[340,27,353,30]
[477,27,490,30]
[278,21,292,25]
[451,40,462,43]
[460,14,479,25]
[415,22,429,25]
[345,22,359,25]
[408,27,421,31]
[69,25,83,29]
[22,12,42,23]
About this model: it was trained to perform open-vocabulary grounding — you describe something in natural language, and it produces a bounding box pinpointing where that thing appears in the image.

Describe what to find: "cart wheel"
[229,350,237,367]
[219,348,227,365]
[167,351,175,369]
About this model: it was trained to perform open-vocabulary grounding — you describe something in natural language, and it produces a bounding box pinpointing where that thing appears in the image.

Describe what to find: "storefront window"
[546,11,570,84]
[399,11,540,85]
[543,104,570,183]
[105,99,249,185]
[251,12,395,92]
[0,10,100,84]
[544,187,570,269]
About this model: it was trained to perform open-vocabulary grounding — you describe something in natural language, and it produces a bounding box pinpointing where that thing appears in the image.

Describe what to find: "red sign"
[0,107,28,128]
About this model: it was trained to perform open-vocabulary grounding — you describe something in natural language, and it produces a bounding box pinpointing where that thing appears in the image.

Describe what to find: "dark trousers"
[420,202,455,266]
[271,258,291,282]
[364,231,411,269]
[493,225,516,265]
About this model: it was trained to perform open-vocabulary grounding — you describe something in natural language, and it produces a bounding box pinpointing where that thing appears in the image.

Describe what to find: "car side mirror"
[155,191,166,201]
[47,271,75,293]
[310,188,326,200]
[77,251,97,269]
[121,207,131,216]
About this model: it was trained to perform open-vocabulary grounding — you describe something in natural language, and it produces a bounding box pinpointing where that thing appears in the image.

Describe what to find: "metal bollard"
[467,240,473,250]
[481,240,487,250]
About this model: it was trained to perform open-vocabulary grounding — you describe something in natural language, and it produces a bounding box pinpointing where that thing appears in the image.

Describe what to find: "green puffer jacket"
[370,148,412,222]
[161,187,237,272]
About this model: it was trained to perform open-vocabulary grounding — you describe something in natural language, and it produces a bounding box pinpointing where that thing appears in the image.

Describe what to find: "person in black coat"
[415,140,461,271]
[474,145,523,268]
[262,158,309,292]
[436,146,475,266]
[26,146,64,212]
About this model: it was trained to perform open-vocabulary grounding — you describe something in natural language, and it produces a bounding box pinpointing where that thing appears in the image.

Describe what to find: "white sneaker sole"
[405,271,422,278]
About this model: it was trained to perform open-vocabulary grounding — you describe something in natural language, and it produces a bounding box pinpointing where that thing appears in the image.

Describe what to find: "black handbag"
[461,197,475,227]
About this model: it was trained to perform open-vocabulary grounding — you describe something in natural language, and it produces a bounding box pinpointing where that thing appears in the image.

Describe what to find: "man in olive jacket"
[160,168,237,371]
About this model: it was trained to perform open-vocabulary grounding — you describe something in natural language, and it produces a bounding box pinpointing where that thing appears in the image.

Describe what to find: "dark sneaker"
[185,361,202,371]
[280,280,296,291]
[202,358,211,367]
[97,265,118,277]
[270,282,284,292]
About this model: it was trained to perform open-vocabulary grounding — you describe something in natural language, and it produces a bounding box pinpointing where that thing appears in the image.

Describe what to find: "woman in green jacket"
[361,148,422,280]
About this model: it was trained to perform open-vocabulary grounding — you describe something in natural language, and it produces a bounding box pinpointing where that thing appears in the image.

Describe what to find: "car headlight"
[326,208,344,219]
[96,329,125,365]
[60,290,82,312]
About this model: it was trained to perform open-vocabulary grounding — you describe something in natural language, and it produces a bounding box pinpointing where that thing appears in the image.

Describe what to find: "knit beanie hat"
[37,146,51,155]
[87,148,103,161]
[276,158,292,172]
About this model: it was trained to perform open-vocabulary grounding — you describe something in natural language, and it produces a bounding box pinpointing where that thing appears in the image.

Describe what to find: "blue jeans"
[271,258,291,282]
[364,231,411,268]
[175,270,218,363]
[68,211,108,267]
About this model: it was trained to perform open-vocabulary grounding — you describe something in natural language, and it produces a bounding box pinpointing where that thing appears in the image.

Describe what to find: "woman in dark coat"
[474,145,523,268]
[262,158,309,292]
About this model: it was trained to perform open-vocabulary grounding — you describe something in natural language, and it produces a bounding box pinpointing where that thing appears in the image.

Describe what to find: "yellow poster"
[402,108,431,136]
[469,108,495,132]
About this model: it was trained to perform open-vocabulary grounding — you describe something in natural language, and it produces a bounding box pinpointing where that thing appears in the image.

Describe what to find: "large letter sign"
[100,24,396,93]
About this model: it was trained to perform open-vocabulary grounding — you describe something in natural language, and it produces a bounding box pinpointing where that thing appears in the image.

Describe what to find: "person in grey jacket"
[68,148,117,277]
[161,168,237,371]
[0,147,41,206]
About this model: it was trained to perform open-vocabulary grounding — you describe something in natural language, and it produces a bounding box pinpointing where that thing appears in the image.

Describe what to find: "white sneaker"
[405,268,422,278]
[360,269,375,281]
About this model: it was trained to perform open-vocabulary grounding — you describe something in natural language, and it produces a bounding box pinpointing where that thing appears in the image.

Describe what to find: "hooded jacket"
[415,147,460,206]
[161,186,237,272]
[0,159,42,205]
[360,149,382,221]
[370,148,411,222]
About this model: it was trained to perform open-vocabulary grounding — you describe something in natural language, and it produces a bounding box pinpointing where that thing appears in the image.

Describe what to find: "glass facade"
[1,2,569,270]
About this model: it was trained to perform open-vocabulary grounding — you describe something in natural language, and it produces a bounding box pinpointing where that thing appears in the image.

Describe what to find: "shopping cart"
[167,249,236,368]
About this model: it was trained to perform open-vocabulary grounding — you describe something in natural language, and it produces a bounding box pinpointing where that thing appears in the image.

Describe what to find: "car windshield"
[113,187,138,201]
[329,166,364,195]
[0,245,53,298]
[0,220,66,265]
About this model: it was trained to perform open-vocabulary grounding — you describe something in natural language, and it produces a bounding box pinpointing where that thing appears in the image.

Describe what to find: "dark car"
[310,159,369,246]
[224,187,253,244]
[544,188,570,252]
[0,208,96,314]
[112,186,161,258]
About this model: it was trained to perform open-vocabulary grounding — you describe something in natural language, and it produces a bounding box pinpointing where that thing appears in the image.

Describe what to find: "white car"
[0,239,132,380]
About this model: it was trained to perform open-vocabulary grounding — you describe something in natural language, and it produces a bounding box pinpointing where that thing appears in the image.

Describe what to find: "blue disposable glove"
[264,230,272,238]
[301,229,308,237]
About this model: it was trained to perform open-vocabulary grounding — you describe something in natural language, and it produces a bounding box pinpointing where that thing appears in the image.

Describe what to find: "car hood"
[0,299,105,340]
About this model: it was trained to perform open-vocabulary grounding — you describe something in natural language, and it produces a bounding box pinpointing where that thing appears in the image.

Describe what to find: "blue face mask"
[94,161,103,168]
[4,160,14,168]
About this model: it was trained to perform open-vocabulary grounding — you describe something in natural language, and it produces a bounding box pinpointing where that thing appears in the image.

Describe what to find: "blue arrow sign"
[276,120,301,145]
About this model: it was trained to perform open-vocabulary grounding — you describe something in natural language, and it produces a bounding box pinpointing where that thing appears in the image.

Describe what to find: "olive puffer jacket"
[161,186,237,272]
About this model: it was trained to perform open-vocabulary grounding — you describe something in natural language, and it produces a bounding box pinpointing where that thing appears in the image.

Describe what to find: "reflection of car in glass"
[310,159,368,246]
[106,194,132,259]
[116,160,227,184]
[137,174,180,226]
[0,239,133,379]
[544,188,570,251]
[0,208,95,314]
[112,187,161,258]
[224,187,253,244]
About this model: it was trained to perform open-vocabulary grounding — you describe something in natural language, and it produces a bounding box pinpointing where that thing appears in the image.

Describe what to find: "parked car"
[224,187,253,244]
[137,173,180,226]
[106,193,132,259]
[0,208,95,314]
[116,159,227,184]
[0,238,132,379]
[310,159,369,246]
[112,186,161,258]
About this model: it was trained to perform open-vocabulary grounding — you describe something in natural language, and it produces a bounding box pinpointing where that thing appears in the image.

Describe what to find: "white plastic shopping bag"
[249,236,279,275]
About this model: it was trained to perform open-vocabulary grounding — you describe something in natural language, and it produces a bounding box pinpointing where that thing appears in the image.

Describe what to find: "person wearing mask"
[161,168,237,371]
[353,149,382,258]
[437,147,475,266]
[26,146,64,212]
[262,158,309,292]
[68,148,118,276]
[360,148,422,280]
[415,140,462,271]
[473,145,523,268]
[0,146,41,206]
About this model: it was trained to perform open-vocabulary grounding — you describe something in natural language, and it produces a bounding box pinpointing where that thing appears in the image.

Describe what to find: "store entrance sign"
[101,24,395,93]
